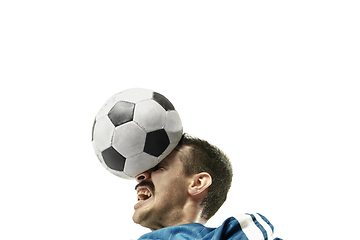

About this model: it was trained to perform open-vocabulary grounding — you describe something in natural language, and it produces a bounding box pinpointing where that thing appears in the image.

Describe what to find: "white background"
[1,1,359,239]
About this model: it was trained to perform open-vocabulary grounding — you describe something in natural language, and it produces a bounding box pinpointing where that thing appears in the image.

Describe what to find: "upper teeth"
[138,190,151,197]
[137,190,151,201]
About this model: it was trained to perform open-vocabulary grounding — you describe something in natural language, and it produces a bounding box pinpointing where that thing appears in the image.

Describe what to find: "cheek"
[154,176,186,197]
[152,170,189,198]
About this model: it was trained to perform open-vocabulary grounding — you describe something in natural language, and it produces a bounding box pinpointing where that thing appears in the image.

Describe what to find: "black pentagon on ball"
[153,92,175,111]
[101,146,126,171]
[144,129,170,157]
[108,101,135,127]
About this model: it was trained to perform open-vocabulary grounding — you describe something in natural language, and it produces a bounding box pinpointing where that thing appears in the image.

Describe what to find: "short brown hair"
[177,133,233,221]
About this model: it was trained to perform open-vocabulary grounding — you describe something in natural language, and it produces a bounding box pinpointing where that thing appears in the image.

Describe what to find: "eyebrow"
[174,147,182,152]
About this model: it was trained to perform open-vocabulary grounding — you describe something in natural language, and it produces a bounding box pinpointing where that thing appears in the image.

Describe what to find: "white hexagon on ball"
[92,116,115,152]
[165,110,183,144]
[112,121,147,158]
[134,100,166,133]
[124,152,159,178]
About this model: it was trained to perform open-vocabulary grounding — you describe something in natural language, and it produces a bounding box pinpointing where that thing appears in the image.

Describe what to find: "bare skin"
[132,145,212,231]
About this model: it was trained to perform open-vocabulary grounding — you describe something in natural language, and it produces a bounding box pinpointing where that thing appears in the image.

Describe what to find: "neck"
[148,200,206,231]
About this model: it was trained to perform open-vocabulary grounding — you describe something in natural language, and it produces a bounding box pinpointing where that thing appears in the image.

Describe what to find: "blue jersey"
[138,213,281,240]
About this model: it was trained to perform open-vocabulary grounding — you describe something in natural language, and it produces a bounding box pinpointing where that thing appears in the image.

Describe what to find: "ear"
[188,172,212,197]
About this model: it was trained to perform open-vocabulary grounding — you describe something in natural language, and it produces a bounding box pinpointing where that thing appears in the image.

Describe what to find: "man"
[133,134,281,240]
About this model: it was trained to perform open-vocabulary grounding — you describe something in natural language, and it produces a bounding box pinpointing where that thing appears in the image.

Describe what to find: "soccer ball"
[92,88,183,179]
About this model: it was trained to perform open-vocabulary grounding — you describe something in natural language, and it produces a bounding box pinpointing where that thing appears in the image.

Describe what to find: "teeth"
[137,190,151,197]
[137,190,152,201]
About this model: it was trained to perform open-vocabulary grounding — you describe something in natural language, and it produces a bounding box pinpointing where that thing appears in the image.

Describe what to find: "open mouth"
[137,187,152,202]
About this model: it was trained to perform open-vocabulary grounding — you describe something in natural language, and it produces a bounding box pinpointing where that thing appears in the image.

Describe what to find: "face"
[132,146,193,230]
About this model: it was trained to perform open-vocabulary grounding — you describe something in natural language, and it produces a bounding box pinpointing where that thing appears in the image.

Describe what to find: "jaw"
[133,194,174,231]
[134,195,153,210]
[133,184,157,227]
[133,197,160,230]
[132,199,164,231]
[132,194,189,231]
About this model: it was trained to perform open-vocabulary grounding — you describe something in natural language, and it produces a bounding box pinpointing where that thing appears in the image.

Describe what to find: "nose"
[135,169,152,183]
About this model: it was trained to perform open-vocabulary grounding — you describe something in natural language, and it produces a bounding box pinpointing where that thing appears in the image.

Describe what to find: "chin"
[132,206,149,226]
[133,209,160,231]
[132,209,143,225]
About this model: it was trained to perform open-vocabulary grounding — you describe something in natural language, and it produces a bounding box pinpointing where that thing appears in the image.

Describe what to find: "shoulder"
[229,213,282,240]
[138,213,281,240]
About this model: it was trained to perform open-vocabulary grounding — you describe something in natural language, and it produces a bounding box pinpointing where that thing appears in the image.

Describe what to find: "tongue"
[139,194,150,200]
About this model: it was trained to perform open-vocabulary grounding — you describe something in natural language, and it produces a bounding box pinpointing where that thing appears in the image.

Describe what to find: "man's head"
[177,134,233,220]
[132,134,233,230]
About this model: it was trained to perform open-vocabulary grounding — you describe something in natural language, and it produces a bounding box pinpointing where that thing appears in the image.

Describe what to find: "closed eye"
[152,164,164,172]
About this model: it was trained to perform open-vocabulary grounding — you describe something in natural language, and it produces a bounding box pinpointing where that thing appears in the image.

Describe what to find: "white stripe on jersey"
[253,213,274,240]
[234,213,264,240]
